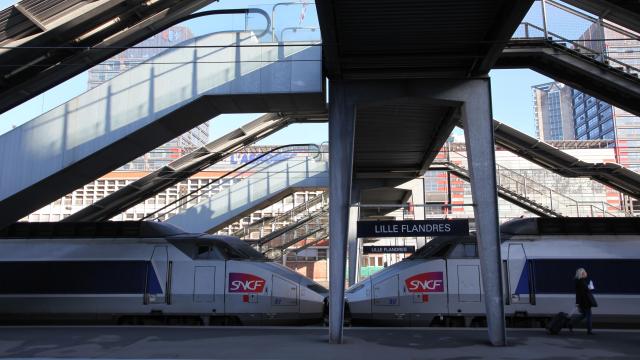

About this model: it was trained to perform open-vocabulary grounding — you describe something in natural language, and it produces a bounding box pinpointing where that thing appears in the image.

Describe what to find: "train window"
[216,244,264,261]
[196,246,211,259]
[195,245,225,260]
[217,245,244,260]
[409,238,452,259]
[432,244,451,258]
[209,246,225,259]
[448,243,478,258]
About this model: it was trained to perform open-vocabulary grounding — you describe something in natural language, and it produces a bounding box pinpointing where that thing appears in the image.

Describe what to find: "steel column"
[462,79,506,346]
[328,80,356,344]
[347,204,360,286]
[541,0,549,39]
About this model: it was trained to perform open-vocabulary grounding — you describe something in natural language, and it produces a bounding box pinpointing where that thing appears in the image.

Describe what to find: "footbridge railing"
[145,144,322,221]
[513,0,640,76]
[436,149,622,217]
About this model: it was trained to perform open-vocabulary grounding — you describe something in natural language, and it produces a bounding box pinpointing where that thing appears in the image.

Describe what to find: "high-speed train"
[345,217,640,327]
[0,221,327,325]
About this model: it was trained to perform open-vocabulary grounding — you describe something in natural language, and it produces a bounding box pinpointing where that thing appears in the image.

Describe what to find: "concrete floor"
[0,326,639,359]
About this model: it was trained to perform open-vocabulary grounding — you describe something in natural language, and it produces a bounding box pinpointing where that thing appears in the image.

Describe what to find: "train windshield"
[408,235,474,259]
[221,237,267,261]
[407,238,451,259]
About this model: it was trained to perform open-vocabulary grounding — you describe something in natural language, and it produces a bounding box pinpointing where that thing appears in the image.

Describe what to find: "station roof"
[316,0,533,79]
[0,0,86,45]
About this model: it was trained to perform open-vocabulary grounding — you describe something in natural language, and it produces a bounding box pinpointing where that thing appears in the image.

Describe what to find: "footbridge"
[64,112,326,222]
[0,30,324,229]
[238,192,329,260]
[0,0,219,114]
[497,37,640,117]
[490,120,640,201]
[562,0,640,35]
[165,147,328,233]
[430,153,619,218]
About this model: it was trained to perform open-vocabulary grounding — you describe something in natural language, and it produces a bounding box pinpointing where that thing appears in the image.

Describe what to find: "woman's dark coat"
[575,278,598,309]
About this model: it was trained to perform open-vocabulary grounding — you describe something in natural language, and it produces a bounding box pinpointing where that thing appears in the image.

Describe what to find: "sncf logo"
[228,273,266,293]
[405,272,444,293]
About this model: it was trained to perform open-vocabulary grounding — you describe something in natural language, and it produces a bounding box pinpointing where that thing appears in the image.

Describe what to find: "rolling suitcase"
[546,312,570,335]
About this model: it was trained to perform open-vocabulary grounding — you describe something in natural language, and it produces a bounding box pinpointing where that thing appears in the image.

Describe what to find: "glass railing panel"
[148,144,322,220]
[514,0,640,76]
[445,148,615,217]
[233,191,328,239]
[261,213,328,254]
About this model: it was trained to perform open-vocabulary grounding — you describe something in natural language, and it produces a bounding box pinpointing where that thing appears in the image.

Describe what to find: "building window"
[602,131,615,140]
[576,124,587,136]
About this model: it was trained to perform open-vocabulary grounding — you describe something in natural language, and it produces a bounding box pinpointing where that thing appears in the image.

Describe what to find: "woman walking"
[572,267,597,335]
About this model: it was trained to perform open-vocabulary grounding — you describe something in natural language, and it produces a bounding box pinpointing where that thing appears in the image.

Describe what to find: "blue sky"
[0,1,552,144]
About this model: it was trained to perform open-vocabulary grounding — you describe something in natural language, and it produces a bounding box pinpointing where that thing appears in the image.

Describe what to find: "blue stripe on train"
[0,261,163,294]
[515,259,640,295]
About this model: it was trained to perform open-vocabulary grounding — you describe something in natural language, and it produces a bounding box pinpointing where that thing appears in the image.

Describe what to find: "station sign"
[357,219,469,238]
[363,246,415,254]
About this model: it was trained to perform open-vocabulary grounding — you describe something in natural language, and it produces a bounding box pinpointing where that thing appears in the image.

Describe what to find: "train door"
[194,266,216,302]
[145,246,168,304]
[446,243,483,316]
[506,243,533,305]
[371,275,401,322]
[191,245,227,315]
[269,274,300,320]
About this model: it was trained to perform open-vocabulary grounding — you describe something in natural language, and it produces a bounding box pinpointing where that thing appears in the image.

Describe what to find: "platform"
[0,326,639,359]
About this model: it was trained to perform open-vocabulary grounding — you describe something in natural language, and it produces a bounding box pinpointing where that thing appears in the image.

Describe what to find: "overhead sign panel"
[363,246,415,254]
[357,219,469,238]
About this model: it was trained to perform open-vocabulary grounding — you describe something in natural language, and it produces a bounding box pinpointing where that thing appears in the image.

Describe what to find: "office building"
[571,22,640,211]
[532,82,575,141]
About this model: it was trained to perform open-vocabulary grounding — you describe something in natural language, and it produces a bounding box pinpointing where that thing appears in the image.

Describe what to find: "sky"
[0,1,558,145]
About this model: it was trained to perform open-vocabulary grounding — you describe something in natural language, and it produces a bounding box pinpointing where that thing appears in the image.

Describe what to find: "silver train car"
[345,217,640,327]
[0,221,327,325]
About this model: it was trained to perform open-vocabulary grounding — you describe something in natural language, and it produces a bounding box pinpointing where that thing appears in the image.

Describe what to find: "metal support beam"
[462,79,506,346]
[471,0,534,74]
[328,80,356,344]
[13,4,48,32]
[347,204,360,286]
